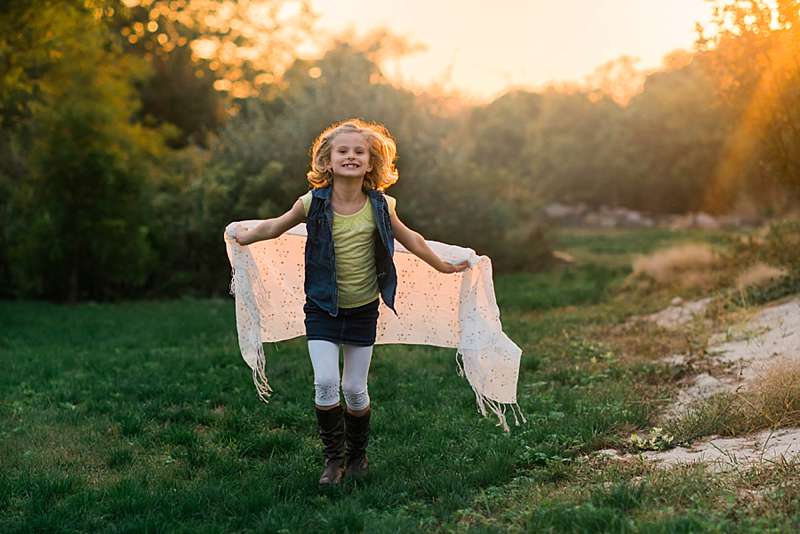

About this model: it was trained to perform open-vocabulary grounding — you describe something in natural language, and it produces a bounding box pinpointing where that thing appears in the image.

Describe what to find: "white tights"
[308,340,373,411]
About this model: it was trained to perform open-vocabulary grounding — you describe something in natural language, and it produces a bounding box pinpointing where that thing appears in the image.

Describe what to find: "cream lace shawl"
[224,221,526,431]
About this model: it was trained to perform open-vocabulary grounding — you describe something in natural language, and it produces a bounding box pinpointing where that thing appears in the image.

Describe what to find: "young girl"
[232,119,469,486]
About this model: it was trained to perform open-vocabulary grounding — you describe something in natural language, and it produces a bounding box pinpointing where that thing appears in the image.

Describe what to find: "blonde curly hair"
[306,118,399,191]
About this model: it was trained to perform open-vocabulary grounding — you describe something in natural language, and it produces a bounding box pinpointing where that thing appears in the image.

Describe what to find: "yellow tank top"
[300,190,397,308]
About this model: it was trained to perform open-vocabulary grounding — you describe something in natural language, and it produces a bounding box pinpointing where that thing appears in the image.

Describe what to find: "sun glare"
[705,31,797,211]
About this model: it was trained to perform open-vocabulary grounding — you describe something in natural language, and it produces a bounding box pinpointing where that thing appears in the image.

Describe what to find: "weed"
[628,427,675,452]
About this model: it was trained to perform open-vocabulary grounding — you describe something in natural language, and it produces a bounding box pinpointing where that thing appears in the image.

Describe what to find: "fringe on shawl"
[251,343,273,402]
[230,266,273,403]
[455,351,527,433]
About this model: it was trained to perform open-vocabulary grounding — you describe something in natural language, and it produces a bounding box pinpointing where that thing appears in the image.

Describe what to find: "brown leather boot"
[315,404,345,486]
[344,406,371,479]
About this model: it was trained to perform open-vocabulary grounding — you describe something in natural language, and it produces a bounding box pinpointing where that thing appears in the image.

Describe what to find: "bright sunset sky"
[307,0,713,101]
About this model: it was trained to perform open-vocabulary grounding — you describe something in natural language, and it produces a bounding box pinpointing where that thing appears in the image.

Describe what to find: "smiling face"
[327,131,373,179]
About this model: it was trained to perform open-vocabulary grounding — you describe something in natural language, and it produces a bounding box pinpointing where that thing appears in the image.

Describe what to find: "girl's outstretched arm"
[234,198,305,245]
[390,211,469,273]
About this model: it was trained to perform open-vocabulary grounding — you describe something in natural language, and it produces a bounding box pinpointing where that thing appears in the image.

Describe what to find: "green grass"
[553,228,731,261]
[1,228,798,532]
[454,458,800,533]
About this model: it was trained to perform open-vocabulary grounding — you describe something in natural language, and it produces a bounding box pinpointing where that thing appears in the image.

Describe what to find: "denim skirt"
[303,296,380,346]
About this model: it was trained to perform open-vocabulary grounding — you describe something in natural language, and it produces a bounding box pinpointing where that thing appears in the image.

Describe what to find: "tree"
[107,0,316,146]
[3,1,170,300]
[585,55,648,107]
[696,0,800,212]
[622,59,727,213]
[524,89,628,208]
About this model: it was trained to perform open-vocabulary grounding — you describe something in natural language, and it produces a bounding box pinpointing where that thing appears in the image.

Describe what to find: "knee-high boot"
[344,405,371,478]
[315,404,345,485]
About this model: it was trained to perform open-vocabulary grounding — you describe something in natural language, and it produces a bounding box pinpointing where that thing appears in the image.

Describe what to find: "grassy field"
[2,228,799,532]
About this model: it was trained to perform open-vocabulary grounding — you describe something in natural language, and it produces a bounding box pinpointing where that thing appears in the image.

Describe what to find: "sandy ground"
[664,298,800,419]
[643,296,714,329]
[597,427,800,473]
[605,297,800,470]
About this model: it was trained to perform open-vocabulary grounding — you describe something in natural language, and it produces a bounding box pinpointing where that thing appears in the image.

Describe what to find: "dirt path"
[665,298,800,419]
[605,297,800,470]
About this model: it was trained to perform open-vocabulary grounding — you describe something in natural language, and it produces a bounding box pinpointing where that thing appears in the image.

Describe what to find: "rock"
[543,202,577,218]
[668,212,721,230]
[584,212,618,228]
[695,212,720,229]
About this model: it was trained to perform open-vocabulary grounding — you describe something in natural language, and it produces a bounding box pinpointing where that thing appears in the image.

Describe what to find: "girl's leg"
[341,344,374,414]
[341,343,373,479]
[308,340,341,409]
[309,340,345,485]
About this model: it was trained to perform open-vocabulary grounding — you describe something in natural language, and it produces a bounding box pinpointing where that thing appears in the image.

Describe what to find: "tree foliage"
[696,0,800,211]
[1,1,170,300]
[3,2,800,299]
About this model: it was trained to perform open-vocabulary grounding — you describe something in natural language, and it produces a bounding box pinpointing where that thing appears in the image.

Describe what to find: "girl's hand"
[233,226,252,246]
[437,260,470,273]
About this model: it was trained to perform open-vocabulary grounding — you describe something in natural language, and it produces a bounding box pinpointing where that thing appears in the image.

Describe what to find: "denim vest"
[304,184,398,317]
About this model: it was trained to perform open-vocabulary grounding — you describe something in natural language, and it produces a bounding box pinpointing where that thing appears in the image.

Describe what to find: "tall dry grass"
[747,357,800,429]
[667,357,800,442]
[735,263,788,292]
[629,243,718,290]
